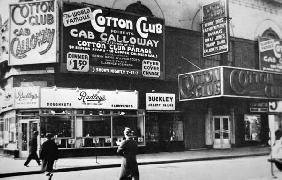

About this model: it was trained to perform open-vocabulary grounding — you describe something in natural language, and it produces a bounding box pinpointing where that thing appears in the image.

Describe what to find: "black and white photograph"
[0,0,282,179]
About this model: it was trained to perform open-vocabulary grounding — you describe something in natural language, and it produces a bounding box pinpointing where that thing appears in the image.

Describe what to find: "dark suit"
[24,136,40,166]
[40,139,59,173]
[117,139,139,180]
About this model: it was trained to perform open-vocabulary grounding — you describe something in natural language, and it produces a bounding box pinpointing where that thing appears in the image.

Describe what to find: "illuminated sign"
[179,66,282,101]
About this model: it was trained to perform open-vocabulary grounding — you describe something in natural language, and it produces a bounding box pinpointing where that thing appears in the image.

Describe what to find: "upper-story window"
[125,1,153,16]
[262,28,279,39]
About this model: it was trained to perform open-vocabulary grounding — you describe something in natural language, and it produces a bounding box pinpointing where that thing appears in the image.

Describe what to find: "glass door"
[213,116,231,149]
[19,120,39,157]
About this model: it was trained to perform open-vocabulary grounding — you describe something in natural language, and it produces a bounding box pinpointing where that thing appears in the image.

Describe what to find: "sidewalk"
[0,146,270,178]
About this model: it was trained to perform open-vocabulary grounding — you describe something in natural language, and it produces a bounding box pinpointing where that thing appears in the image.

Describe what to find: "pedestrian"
[117,127,139,180]
[40,133,59,179]
[24,131,41,167]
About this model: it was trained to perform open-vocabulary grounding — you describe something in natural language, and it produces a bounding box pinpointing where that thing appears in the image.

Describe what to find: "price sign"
[67,52,89,72]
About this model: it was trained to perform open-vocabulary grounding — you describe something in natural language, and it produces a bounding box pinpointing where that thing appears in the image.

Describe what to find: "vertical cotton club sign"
[9,0,57,65]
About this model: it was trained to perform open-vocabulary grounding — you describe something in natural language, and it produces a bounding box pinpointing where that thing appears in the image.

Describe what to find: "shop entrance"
[19,119,39,157]
[213,116,231,149]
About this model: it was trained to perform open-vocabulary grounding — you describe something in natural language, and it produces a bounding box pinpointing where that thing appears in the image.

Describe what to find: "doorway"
[213,116,231,149]
[19,120,39,157]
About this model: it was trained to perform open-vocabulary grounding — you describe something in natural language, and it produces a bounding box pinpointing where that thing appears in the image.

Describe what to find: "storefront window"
[82,116,111,147]
[112,111,145,146]
[40,116,73,148]
[244,114,261,142]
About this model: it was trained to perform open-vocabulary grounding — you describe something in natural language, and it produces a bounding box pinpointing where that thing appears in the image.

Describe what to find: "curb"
[0,152,269,178]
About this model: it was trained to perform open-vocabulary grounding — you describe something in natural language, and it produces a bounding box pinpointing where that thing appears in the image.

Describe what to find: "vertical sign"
[258,37,282,73]
[202,0,229,57]
[9,0,57,65]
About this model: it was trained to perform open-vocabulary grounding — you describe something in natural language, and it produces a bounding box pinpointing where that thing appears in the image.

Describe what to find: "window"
[244,114,261,142]
[40,116,73,148]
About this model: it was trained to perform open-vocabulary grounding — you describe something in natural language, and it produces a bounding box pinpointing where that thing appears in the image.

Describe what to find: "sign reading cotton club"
[179,66,282,101]
[61,3,164,79]
[9,0,57,65]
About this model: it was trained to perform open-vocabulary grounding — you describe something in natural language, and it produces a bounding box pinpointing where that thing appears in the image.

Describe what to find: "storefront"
[178,66,282,149]
[145,93,184,152]
[0,87,145,157]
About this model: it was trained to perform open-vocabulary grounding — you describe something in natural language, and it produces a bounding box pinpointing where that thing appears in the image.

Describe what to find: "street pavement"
[0,146,270,178]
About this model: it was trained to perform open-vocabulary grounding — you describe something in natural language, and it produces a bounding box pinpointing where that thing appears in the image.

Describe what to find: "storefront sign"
[224,67,282,99]
[14,87,40,109]
[41,88,75,108]
[40,87,138,109]
[202,0,229,57]
[269,101,282,113]
[258,37,282,73]
[178,67,222,100]
[9,0,57,65]
[179,66,282,101]
[249,102,268,113]
[146,93,175,111]
[1,90,14,112]
[61,3,164,79]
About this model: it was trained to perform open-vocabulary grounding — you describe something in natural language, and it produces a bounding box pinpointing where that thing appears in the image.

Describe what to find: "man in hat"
[117,127,139,180]
[24,131,41,167]
[40,133,59,178]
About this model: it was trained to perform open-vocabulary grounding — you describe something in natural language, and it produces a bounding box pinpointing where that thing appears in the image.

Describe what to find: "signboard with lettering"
[249,102,268,113]
[14,87,40,109]
[61,3,164,79]
[223,67,282,99]
[179,66,282,101]
[40,87,138,109]
[202,0,229,57]
[146,93,175,111]
[9,0,57,65]
[258,37,282,73]
[269,101,282,113]
[178,67,222,100]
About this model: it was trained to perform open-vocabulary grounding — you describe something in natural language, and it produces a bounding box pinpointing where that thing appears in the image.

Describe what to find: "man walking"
[117,127,139,180]
[24,131,41,167]
[40,133,59,179]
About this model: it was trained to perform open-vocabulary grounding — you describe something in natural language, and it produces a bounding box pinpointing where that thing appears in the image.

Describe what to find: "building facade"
[1,0,282,157]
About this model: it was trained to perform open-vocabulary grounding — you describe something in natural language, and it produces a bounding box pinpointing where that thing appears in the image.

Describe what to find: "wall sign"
[258,37,282,73]
[14,87,40,109]
[179,66,282,101]
[146,93,175,111]
[249,102,268,113]
[9,0,57,65]
[202,0,229,57]
[61,3,164,79]
[40,87,138,109]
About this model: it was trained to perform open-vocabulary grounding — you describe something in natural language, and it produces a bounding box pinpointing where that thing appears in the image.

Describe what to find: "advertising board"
[61,3,164,79]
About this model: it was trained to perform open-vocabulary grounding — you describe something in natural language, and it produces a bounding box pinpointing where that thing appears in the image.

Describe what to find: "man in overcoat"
[117,127,139,180]
[40,133,59,178]
[24,131,41,167]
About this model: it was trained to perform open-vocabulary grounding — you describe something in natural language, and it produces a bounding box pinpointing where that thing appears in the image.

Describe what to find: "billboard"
[9,0,57,65]
[258,37,282,73]
[61,3,164,79]
[179,66,282,101]
[202,0,229,57]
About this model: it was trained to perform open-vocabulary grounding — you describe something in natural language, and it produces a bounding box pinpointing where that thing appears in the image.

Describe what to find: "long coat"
[40,139,59,172]
[117,139,139,179]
